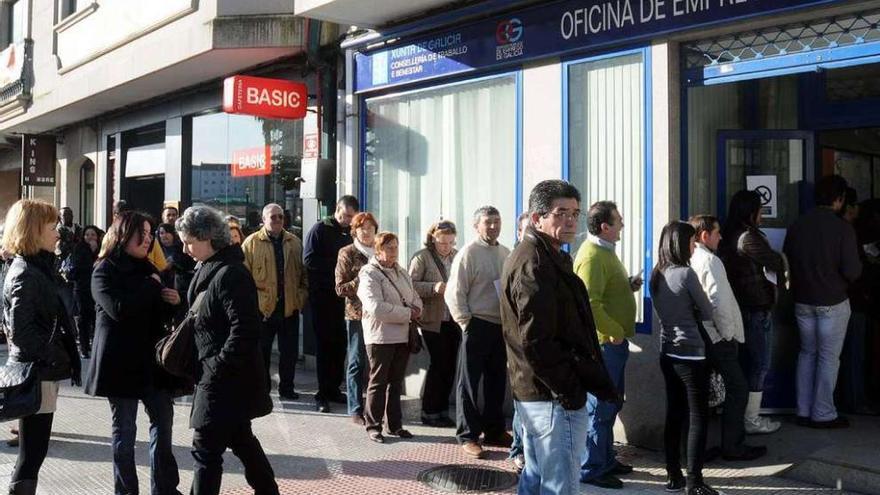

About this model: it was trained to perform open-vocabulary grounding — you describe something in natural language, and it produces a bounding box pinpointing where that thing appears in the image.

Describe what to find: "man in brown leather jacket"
[501,180,618,495]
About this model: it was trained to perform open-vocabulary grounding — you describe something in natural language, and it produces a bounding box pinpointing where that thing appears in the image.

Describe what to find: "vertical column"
[164,117,183,206]
[521,58,563,200]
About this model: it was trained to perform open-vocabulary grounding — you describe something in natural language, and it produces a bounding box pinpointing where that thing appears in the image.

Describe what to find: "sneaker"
[665,474,686,492]
[509,454,525,474]
[482,431,513,448]
[461,441,485,459]
[809,416,850,429]
[583,473,623,489]
[386,429,414,439]
[687,483,720,495]
[744,415,781,434]
[368,431,384,444]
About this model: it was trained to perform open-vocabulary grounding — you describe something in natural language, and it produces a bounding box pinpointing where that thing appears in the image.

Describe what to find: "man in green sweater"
[574,201,642,490]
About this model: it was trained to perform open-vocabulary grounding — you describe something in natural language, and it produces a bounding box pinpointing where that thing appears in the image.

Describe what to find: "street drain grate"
[417,464,518,493]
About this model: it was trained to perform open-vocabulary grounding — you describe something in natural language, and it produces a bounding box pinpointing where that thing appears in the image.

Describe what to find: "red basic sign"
[231,146,272,177]
[223,75,307,120]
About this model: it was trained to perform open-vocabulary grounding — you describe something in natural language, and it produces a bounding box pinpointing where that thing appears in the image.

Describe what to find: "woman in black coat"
[175,206,277,495]
[65,225,103,358]
[2,199,80,495]
[157,222,196,324]
[84,211,184,495]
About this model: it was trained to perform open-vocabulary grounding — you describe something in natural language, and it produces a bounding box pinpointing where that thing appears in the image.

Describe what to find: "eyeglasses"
[544,210,581,222]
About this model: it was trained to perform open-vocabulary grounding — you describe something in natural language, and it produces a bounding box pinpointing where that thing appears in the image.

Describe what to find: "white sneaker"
[744,415,781,434]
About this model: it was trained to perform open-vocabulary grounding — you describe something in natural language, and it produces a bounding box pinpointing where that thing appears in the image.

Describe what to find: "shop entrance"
[121,124,166,221]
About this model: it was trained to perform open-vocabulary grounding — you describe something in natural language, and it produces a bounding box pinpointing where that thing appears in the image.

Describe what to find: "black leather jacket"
[2,251,78,381]
[719,225,786,310]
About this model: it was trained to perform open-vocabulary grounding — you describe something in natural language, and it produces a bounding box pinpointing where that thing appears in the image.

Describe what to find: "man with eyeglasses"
[574,200,642,490]
[304,195,360,413]
[242,203,309,402]
[445,206,511,459]
[502,181,617,495]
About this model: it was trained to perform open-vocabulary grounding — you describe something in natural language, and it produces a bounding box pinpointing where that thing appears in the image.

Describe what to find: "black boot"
[8,479,37,495]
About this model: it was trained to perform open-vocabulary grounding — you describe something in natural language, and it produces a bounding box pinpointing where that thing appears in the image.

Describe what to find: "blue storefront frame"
[561,46,654,334]
[357,68,525,241]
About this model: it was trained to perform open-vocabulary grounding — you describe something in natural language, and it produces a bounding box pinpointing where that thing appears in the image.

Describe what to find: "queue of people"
[0,172,871,495]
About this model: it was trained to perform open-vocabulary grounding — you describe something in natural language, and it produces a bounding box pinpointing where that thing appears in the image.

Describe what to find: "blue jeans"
[741,310,773,391]
[795,300,851,421]
[509,408,524,459]
[516,400,588,495]
[346,320,367,416]
[107,389,180,495]
[581,340,629,481]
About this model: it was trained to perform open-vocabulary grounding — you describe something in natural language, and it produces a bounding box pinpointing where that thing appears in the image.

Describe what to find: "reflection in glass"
[190,112,304,236]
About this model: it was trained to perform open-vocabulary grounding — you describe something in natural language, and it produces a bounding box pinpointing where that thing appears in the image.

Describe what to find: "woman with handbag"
[2,199,81,495]
[408,221,459,428]
[175,206,278,495]
[651,221,719,495]
[335,212,378,425]
[84,211,184,495]
[357,232,423,443]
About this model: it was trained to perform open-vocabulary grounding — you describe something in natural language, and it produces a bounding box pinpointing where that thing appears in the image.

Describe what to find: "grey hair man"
[241,202,309,401]
[445,205,511,459]
[501,180,617,495]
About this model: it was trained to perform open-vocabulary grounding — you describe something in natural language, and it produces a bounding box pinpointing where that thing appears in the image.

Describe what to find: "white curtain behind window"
[569,53,646,322]
[365,76,517,263]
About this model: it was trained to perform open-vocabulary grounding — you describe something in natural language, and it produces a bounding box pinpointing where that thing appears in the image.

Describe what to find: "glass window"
[568,52,646,321]
[364,75,517,263]
[190,112,303,236]
[80,159,94,226]
[60,0,79,20]
[7,0,25,46]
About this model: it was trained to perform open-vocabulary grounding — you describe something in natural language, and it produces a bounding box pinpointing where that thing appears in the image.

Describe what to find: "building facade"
[0,0,343,232]
[298,0,880,447]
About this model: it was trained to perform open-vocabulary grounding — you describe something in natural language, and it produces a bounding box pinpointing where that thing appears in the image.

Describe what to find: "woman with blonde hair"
[2,199,80,495]
[357,232,423,443]
[409,220,459,427]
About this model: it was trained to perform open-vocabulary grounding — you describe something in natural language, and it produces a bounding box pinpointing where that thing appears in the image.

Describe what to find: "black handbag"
[155,291,207,380]
[0,361,42,422]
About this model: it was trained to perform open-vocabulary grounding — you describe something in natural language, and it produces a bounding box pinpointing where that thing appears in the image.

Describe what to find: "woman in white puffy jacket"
[357,232,423,443]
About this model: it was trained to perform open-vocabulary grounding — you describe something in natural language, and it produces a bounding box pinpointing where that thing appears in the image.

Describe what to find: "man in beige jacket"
[242,203,308,400]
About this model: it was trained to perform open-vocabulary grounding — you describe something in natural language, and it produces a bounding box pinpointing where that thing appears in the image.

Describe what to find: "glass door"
[717,130,814,411]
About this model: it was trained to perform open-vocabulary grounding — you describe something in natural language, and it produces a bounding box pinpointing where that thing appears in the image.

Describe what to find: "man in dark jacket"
[785,175,862,429]
[501,180,617,495]
[303,195,358,412]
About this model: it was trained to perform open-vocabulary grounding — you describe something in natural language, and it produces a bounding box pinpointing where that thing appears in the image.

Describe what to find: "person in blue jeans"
[785,175,862,428]
[334,213,378,424]
[85,210,184,495]
[573,201,642,489]
[500,180,618,495]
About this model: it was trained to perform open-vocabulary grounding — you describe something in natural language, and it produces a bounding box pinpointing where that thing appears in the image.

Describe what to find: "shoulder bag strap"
[376,267,410,308]
[428,250,448,282]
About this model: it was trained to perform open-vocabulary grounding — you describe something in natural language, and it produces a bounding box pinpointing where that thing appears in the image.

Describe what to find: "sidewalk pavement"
[0,356,860,494]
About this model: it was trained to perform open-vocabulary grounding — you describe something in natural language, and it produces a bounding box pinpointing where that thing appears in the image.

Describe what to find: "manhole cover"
[417,464,518,493]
